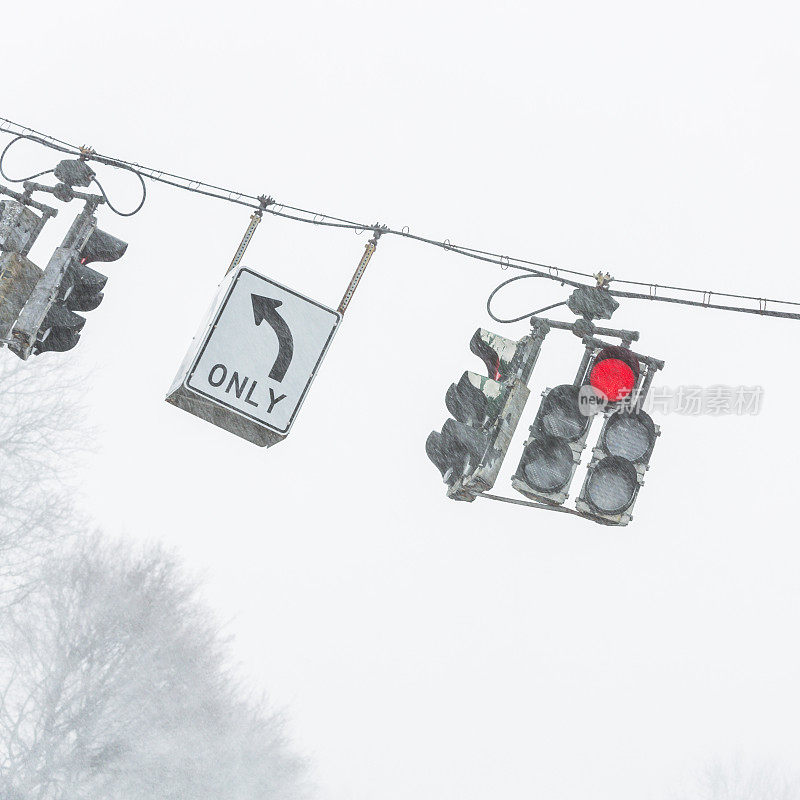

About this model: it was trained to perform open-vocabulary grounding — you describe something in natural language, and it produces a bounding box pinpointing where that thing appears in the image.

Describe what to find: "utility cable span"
[1,115,799,321]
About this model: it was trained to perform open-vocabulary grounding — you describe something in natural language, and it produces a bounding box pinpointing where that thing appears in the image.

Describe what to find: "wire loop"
[0,136,57,183]
[486,273,567,323]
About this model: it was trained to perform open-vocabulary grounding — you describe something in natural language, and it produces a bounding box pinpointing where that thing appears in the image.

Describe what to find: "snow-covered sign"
[166,266,340,447]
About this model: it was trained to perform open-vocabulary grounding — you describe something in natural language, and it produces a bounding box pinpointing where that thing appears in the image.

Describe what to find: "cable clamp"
[594,271,613,288]
[370,222,388,244]
[255,194,273,216]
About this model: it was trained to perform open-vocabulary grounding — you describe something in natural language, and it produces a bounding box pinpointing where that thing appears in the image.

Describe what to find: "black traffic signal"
[10,208,128,359]
[427,325,549,501]
[512,338,663,510]
[426,374,493,492]
[1,199,48,343]
[571,341,663,525]
[66,226,127,313]
[31,225,126,356]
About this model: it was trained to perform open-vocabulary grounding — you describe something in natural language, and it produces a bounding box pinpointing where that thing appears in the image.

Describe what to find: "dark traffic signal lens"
[520,436,574,493]
[602,411,656,462]
[584,456,638,515]
[445,372,489,426]
[80,229,128,264]
[538,384,590,441]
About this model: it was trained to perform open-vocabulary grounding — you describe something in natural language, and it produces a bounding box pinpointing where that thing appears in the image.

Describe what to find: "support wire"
[2,115,799,321]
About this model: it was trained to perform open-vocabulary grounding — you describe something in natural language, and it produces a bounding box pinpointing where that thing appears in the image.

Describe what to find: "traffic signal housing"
[1,200,43,340]
[426,323,549,501]
[9,206,127,359]
[512,338,663,516]
[572,343,663,525]
[0,252,43,343]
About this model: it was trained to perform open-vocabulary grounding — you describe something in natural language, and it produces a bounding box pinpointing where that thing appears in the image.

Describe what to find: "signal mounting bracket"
[529,313,640,346]
[476,491,620,524]
[566,284,620,321]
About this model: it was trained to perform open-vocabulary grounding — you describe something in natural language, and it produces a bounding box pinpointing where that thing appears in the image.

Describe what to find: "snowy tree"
[0,536,309,800]
[0,356,310,799]
[0,357,86,603]
[672,758,800,800]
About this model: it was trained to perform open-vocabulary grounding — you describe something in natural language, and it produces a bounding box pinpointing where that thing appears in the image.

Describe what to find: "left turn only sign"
[166,267,341,447]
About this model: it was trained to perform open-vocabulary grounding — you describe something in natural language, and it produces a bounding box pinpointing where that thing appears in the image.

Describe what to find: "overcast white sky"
[4,2,800,798]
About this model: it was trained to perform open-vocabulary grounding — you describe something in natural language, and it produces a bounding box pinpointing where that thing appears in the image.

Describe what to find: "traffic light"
[573,344,662,525]
[60,228,128,311]
[1,251,43,344]
[9,204,127,359]
[512,340,660,508]
[1,198,48,344]
[62,226,127,315]
[30,227,125,356]
[426,323,549,501]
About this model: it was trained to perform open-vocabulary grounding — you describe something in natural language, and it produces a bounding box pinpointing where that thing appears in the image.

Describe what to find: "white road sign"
[184,267,340,434]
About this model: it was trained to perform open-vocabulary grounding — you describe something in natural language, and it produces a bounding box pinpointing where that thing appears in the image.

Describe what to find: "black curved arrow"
[251,294,294,382]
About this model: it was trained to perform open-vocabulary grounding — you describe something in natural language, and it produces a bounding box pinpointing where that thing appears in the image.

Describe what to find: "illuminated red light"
[590,358,636,401]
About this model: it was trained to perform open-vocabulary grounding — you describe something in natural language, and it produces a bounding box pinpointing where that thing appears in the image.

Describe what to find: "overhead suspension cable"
[1,114,798,321]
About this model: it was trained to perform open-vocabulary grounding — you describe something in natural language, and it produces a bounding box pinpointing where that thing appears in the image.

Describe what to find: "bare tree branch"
[0,355,310,799]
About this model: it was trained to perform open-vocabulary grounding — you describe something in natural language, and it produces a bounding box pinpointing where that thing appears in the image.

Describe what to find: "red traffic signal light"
[588,346,640,402]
